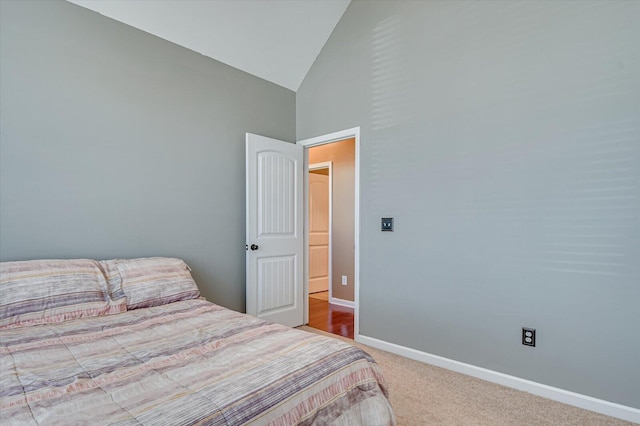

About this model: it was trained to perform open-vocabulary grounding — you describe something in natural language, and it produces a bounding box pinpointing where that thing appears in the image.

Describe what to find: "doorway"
[299,128,360,339]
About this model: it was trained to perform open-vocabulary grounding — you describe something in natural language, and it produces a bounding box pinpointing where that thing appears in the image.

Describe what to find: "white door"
[308,169,330,294]
[246,133,304,327]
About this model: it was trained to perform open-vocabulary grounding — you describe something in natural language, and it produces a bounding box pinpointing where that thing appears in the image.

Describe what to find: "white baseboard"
[329,297,355,308]
[356,334,640,424]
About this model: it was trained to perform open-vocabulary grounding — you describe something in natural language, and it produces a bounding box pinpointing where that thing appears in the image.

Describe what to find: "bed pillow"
[0,259,126,329]
[99,259,127,303]
[112,257,200,309]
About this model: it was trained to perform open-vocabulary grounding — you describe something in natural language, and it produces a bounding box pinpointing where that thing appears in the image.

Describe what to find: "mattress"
[0,299,395,425]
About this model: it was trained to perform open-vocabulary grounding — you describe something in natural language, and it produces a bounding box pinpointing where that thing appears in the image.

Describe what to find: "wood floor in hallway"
[308,292,354,339]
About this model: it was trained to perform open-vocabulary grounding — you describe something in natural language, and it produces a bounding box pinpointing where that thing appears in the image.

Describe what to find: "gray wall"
[297,1,640,408]
[0,0,295,312]
[309,138,355,301]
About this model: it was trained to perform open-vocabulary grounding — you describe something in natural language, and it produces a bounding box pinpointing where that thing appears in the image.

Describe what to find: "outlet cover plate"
[522,327,536,347]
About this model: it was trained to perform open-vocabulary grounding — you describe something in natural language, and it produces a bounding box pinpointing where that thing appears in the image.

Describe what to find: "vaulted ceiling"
[67,0,350,91]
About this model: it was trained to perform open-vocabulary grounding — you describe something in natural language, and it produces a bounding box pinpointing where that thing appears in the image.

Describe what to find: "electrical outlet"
[522,328,536,347]
[341,275,348,286]
[381,217,394,231]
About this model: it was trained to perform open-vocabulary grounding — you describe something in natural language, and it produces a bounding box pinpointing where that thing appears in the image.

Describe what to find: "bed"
[0,258,395,425]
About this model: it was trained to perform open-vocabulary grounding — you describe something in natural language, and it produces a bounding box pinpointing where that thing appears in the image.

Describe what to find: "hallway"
[307,292,354,339]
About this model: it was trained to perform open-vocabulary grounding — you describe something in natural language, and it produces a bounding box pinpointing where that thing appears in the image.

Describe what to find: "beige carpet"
[298,326,635,426]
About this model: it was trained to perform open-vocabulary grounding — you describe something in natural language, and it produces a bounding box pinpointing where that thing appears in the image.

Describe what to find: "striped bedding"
[0,299,395,425]
[0,259,125,329]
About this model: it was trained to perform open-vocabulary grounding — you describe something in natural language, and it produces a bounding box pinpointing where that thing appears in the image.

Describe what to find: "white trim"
[309,161,332,299]
[356,335,640,424]
[298,127,360,337]
[329,297,355,309]
[298,127,360,148]
[302,149,310,325]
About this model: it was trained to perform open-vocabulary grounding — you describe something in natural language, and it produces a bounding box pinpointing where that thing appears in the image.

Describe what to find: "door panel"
[258,152,296,236]
[258,255,295,313]
[246,133,303,327]
[309,245,329,293]
[308,172,329,294]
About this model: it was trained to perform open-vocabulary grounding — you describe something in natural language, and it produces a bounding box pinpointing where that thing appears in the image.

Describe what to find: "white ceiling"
[68,0,350,91]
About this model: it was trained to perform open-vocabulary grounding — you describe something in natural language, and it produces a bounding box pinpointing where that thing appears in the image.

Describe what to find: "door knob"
[250,244,259,251]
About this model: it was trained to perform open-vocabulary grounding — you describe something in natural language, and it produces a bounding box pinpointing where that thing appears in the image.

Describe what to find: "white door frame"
[309,161,333,300]
[297,127,360,337]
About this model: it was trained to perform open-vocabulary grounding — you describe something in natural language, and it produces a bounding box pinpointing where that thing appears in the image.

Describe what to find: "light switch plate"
[381,217,394,231]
